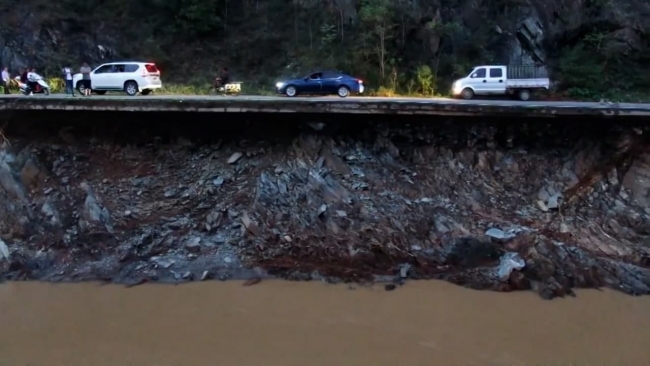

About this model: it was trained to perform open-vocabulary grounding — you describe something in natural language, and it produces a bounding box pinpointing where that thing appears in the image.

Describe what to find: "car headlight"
[276,82,284,88]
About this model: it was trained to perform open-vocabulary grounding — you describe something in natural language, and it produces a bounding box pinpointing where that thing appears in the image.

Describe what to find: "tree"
[426,19,462,78]
[175,0,222,35]
[359,0,395,80]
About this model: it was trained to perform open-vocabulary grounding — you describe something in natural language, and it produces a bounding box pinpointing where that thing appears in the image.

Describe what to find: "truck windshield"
[469,68,486,78]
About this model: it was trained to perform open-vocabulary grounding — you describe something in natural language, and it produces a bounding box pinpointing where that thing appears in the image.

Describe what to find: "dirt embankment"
[1,112,649,299]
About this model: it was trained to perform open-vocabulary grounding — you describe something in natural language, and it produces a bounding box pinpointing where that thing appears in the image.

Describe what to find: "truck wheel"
[518,89,531,101]
[461,88,474,100]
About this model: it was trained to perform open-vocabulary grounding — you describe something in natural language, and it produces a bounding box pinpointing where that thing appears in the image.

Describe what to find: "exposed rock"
[623,152,650,207]
[0,151,27,202]
[19,158,46,188]
[185,237,202,253]
[0,239,9,261]
[1,116,650,300]
[546,193,562,209]
[41,200,61,226]
[497,252,526,282]
[78,182,114,234]
[485,228,516,242]
[227,152,243,164]
[241,211,261,236]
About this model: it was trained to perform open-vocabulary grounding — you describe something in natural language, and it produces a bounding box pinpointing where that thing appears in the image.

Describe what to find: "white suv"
[73,61,162,96]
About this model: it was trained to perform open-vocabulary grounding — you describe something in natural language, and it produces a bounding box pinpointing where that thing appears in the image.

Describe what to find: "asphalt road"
[0,93,647,110]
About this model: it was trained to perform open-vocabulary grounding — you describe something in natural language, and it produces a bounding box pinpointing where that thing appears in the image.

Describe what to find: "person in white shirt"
[1,67,9,94]
[62,66,75,96]
[26,68,41,95]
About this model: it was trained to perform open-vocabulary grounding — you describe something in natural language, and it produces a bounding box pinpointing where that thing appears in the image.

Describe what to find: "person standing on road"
[80,62,91,96]
[62,66,75,96]
[2,67,10,94]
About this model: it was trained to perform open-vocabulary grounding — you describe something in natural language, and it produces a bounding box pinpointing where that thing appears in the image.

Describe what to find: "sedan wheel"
[337,86,349,98]
[285,86,297,97]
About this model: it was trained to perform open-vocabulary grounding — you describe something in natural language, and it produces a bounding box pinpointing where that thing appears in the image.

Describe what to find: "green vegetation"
[2,0,649,100]
[10,0,477,96]
[0,78,279,96]
[554,28,650,102]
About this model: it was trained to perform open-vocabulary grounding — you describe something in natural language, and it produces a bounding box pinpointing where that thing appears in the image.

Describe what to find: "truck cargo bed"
[506,78,550,89]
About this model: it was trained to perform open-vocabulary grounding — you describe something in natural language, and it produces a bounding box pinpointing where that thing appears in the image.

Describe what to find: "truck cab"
[451,65,550,101]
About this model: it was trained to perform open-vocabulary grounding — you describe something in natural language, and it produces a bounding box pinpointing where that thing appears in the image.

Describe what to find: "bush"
[47,78,66,93]
[415,65,435,95]
[556,44,603,92]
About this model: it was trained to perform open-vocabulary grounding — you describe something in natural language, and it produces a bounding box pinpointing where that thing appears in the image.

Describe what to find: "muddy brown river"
[1,281,649,366]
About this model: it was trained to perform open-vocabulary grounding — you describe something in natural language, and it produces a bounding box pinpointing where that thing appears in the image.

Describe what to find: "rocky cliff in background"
[0,1,117,73]
[0,114,649,299]
[0,0,648,85]
[529,0,648,57]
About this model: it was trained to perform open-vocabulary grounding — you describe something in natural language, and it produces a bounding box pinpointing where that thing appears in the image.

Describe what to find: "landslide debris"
[1,113,649,299]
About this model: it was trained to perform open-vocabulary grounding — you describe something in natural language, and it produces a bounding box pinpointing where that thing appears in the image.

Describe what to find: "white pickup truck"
[451,65,550,101]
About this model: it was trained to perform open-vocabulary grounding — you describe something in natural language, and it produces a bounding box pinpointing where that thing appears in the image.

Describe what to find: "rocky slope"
[1,112,649,299]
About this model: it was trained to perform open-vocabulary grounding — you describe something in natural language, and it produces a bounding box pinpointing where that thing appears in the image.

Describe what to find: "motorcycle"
[209,78,242,96]
[16,74,51,95]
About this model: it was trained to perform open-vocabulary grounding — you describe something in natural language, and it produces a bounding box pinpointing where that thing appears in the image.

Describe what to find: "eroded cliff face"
[0,113,649,299]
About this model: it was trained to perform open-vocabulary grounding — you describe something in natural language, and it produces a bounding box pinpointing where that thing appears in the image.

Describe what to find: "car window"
[124,64,139,73]
[111,64,126,73]
[308,72,322,80]
[93,65,113,74]
[489,68,502,78]
[322,72,342,79]
[471,68,486,78]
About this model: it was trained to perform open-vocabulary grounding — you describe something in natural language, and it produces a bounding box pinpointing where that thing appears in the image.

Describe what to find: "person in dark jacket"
[215,67,230,87]
[20,68,28,83]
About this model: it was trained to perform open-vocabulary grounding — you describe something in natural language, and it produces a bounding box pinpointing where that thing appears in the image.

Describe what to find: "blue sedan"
[275,71,364,98]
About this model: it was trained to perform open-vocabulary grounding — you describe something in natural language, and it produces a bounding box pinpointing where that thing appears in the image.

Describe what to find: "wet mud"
[2,281,650,366]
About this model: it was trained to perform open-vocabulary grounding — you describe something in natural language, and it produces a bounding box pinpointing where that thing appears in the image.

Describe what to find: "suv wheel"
[76,81,85,94]
[124,81,139,96]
